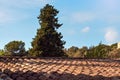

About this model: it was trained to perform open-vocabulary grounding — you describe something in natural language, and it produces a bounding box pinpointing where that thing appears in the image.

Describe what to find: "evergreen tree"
[30,4,65,57]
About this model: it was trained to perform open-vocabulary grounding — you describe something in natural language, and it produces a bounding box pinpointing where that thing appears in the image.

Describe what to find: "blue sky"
[0,0,120,50]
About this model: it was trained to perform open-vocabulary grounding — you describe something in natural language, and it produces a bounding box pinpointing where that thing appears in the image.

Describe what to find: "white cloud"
[71,12,96,23]
[81,26,90,33]
[104,27,118,43]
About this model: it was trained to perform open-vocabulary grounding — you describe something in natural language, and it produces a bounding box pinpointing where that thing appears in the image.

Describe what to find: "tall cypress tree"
[30,4,66,57]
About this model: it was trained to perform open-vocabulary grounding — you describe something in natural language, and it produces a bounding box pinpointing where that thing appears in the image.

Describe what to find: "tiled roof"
[0,57,120,80]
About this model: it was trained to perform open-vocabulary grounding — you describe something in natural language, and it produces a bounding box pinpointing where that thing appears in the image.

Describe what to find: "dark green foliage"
[30,4,65,57]
[79,46,88,58]
[0,49,5,56]
[66,46,79,57]
[66,46,88,58]
[108,49,120,58]
[85,43,111,58]
[4,41,26,56]
[65,43,119,59]
[110,43,117,50]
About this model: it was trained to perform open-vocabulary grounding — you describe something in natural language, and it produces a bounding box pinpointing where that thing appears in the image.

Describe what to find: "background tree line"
[64,43,120,59]
[0,41,120,59]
